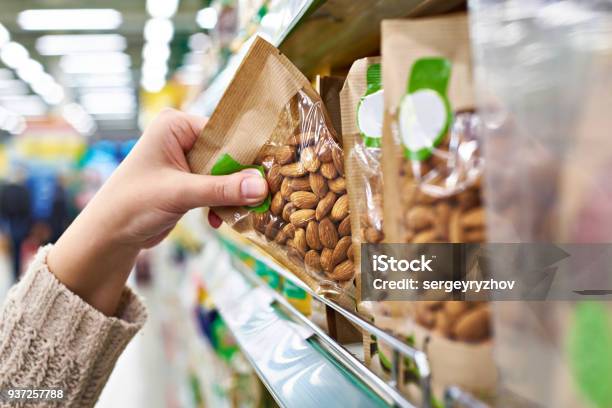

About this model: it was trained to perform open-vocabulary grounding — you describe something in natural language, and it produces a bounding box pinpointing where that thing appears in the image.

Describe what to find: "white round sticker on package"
[398,89,447,152]
[357,89,384,139]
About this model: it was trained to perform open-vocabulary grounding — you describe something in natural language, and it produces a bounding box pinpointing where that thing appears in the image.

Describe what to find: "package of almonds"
[374,14,496,400]
[188,37,355,297]
[340,57,384,317]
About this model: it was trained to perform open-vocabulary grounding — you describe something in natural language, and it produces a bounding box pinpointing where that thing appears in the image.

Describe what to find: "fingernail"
[241,175,267,199]
[241,168,262,176]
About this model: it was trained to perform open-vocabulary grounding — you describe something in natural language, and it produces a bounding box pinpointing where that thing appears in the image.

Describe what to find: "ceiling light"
[0,79,29,95]
[63,103,96,136]
[141,61,168,79]
[146,0,180,19]
[68,74,132,88]
[36,34,126,55]
[0,95,47,117]
[144,18,174,44]
[141,76,166,93]
[196,7,218,30]
[60,52,131,74]
[0,42,29,69]
[16,59,44,84]
[18,9,122,31]
[142,42,171,63]
[0,24,9,48]
[40,83,65,105]
[81,91,136,114]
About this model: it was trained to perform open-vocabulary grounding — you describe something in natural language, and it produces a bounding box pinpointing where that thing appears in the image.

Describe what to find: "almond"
[304,250,321,271]
[309,172,328,198]
[458,188,480,209]
[332,236,351,265]
[294,228,307,254]
[300,146,321,172]
[316,138,334,163]
[290,191,318,209]
[320,248,334,272]
[266,164,283,193]
[318,218,338,249]
[290,209,315,228]
[320,162,338,179]
[291,132,316,147]
[444,301,470,321]
[329,260,354,281]
[280,177,292,199]
[282,202,296,222]
[288,176,311,191]
[407,206,434,231]
[449,209,462,242]
[346,244,354,261]
[275,230,289,245]
[434,202,451,239]
[435,310,452,337]
[265,219,280,240]
[330,194,349,222]
[275,145,296,165]
[464,228,486,243]
[252,212,270,234]
[270,192,285,215]
[461,207,485,229]
[332,148,344,176]
[338,216,351,237]
[412,229,438,243]
[280,162,306,177]
[453,306,490,342]
[306,221,322,250]
[365,227,383,243]
[315,192,336,221]
[281,223,296,239]
[328,177,346,193]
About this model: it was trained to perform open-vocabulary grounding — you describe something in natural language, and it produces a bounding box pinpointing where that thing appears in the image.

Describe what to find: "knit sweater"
[0,245,147,407]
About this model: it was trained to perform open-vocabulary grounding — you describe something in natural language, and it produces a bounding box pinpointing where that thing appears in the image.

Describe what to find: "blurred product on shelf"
[471,1,612,406]
[188,38,357,308]
[340,57,384,322]
[374,13,495,402]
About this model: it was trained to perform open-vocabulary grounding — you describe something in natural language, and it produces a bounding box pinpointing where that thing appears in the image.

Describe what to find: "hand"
[47,109,268,315]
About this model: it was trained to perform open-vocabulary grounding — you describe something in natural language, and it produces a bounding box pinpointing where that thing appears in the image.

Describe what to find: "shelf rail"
[227,236,432,408]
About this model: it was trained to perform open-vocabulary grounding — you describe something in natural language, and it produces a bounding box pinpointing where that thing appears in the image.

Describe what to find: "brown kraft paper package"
[341,56,384,312]
[340,57,384,364]
[377,14,496,400]
[188,37,355,300]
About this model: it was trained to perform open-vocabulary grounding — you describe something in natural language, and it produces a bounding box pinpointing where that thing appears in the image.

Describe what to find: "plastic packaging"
[471,1,612,406]
[188,37,355,300]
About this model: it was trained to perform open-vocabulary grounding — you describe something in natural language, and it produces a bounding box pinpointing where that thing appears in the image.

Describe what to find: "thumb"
[177,169,268,209]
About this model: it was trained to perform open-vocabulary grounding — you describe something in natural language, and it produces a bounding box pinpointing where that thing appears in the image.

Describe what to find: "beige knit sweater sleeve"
[0,245,147,407]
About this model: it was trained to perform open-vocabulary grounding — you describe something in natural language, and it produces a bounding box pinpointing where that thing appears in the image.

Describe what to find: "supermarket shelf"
[187,0,464,116]
[201,244,401,408]
[279,0,465,77]
[218,233,432,408]
[218,232,490,408]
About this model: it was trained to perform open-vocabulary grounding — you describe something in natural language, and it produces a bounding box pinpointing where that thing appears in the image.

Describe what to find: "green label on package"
[211,153,270,212]
[357,63,384,148]
[399,57,452,161]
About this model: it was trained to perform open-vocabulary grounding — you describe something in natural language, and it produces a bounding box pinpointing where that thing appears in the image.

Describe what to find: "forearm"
[47,188,140,317]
